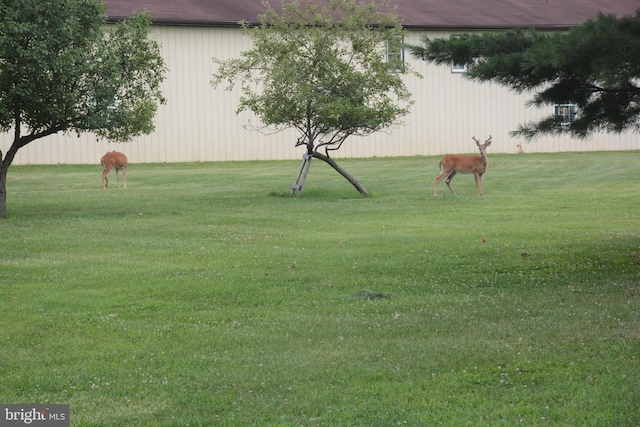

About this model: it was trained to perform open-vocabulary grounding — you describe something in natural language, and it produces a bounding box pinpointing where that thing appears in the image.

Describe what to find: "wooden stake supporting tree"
[290,153,313,195]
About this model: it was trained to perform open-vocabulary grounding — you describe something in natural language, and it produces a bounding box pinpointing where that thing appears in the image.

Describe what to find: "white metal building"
[3,0,639,165]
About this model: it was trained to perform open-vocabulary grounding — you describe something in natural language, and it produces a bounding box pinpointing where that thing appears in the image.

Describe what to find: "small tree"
[0,0,166,218]
[407,10,640,139]
[212,0,416,194]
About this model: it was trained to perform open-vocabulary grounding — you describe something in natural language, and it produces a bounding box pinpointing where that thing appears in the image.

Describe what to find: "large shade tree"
[212,0,416,195]
[407,10,640,140]
[0,0,166,218]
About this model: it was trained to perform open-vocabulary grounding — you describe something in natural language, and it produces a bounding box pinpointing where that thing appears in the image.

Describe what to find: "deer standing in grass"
[434,136,492,196]
[101,151,128,189]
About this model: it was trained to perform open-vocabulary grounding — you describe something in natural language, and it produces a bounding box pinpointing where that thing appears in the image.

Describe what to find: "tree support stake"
[290,153,312,195]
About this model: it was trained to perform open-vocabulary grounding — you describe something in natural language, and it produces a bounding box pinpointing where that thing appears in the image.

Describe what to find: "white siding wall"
[2,26,638,165]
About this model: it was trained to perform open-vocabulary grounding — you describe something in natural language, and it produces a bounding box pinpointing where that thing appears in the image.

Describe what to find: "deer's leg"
[122,166,126,189]
[474,173,483,196]
[102,169,110,189]
[434,171,452,196]
[445,171,457,195]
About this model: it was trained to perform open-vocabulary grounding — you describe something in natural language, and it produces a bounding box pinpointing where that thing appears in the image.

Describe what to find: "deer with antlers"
[434,136,492,196]
[101,151,128,189]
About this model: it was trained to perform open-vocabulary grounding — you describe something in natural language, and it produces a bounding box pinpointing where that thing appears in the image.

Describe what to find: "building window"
[386,36,404,72]
[553,104,578,126]
[451,34,467,73]
[451,62,467,73]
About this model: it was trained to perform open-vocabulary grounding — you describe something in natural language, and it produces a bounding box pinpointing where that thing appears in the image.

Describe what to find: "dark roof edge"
[106,16,250,27]
[106,17,577,31]
[403,24,577,31]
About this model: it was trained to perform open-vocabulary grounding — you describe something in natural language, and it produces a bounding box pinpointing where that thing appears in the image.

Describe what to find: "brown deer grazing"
[434,136,492,196]
[101,151,128,189]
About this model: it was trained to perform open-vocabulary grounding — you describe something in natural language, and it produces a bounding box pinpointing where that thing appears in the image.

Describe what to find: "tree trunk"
[0,163,7,219]
[0,124,66,219]
[311,151,369,195]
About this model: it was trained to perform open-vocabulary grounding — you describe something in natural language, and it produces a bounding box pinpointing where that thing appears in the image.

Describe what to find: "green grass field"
[1,152,639,426]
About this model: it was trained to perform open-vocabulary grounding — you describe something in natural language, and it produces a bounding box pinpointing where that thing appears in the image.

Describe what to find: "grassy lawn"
[1,152,639,426]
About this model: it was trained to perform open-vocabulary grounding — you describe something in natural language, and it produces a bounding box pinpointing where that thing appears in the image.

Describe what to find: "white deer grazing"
[434,136,492,196]
[101,151,128,189]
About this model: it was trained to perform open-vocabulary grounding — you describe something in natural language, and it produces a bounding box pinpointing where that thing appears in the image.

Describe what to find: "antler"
[472,136,480,145]
[485,135,492,143]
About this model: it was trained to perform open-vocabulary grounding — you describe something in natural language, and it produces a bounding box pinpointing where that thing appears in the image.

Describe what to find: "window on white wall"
[386,36,404,72]
[451,34,467,73]
[451,61,468,73]
[553,104,578,126]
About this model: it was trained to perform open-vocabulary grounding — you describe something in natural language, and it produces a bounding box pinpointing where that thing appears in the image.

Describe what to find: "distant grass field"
[0,152,639,426]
